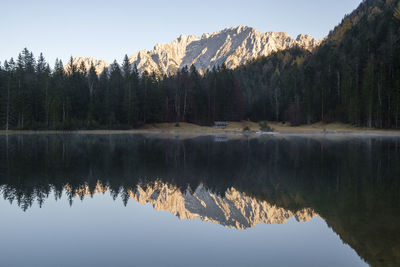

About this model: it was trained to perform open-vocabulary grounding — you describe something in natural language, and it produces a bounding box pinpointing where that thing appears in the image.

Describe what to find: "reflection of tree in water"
[0,134,399,266]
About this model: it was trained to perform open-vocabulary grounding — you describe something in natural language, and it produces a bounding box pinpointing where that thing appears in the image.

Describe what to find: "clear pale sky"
[1,0,362,67]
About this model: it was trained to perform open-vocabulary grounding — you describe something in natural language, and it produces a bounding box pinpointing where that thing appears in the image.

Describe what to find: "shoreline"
[1,121,400,137]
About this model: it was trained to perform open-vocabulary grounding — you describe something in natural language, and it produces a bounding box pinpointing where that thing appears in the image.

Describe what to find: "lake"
[0,134,399,267]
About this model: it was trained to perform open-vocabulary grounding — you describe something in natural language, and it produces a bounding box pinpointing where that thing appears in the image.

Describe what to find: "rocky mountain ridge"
[68,26,321,75]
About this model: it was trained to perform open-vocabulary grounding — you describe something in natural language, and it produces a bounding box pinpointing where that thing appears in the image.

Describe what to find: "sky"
[1,0,362,67]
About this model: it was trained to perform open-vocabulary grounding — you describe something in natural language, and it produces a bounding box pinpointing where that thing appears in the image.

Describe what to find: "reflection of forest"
[0,134,399,267]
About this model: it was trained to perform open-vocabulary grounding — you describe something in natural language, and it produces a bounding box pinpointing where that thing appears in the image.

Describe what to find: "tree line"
[236,0,400,128]
[0,49,245,130]
[1,0,400,130]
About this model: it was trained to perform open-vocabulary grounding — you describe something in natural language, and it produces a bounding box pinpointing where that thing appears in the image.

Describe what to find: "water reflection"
[64,180,317,229]
[0,134,399,266]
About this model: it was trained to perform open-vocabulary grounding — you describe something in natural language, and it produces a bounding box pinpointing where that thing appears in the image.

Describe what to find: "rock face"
[67,181,317,229]
[129,26,320,75]
[69,26,321,76]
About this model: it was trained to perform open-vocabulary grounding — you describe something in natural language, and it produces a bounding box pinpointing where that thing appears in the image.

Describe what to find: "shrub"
[259,121,273,132]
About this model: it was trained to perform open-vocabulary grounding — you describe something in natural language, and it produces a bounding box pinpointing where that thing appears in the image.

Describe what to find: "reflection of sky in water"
[1,134,399,266]
[0,192,367,267]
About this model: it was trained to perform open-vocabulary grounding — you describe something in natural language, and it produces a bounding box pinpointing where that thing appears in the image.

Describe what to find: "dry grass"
[267,121,400,135]
[1,121,399,136]
[137,121,261,137]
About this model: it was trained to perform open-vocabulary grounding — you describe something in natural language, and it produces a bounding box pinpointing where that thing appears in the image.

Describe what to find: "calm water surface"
[0,134,399,267]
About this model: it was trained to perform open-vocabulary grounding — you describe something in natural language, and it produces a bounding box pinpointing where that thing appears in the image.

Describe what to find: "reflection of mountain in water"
[1,134,400,267]
[67,181,316,229]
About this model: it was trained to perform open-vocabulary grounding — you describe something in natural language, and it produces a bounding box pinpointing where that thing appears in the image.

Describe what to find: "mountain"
[128,26,320,75]
[69,26,320,75]
[230,0,400,128]
[67,181,317,229]
[4,1,399,130]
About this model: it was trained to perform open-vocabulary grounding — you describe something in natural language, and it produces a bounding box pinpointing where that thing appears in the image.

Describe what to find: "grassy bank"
[1,121,400,136]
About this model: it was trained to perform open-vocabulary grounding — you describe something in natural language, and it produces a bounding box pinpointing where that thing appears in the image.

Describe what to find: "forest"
[1,0,400,130]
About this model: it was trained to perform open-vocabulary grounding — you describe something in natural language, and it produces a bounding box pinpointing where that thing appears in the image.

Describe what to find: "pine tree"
[87,63,98,127]
[122,55,138,126]
[108,60,123,127]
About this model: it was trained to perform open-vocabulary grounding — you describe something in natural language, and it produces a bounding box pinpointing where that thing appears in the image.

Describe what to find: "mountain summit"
[128,26,320,75]
[70,26,320,75]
